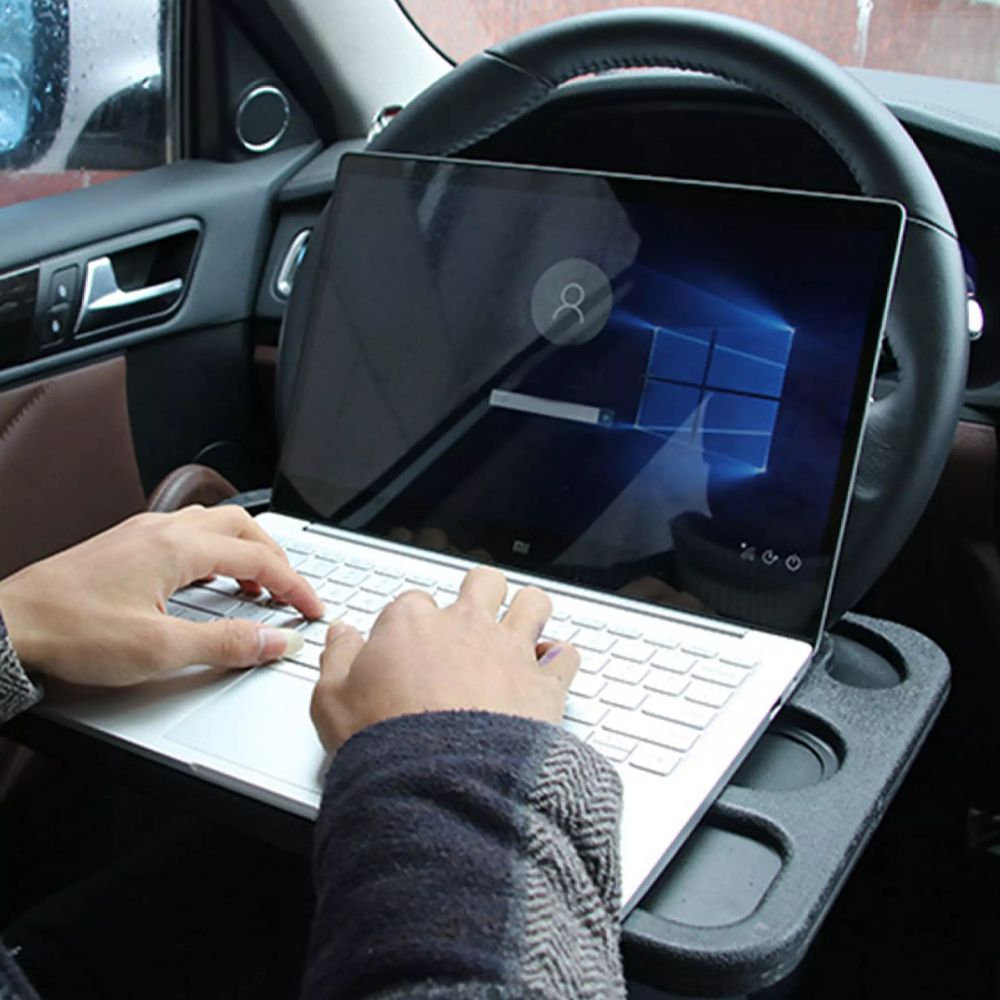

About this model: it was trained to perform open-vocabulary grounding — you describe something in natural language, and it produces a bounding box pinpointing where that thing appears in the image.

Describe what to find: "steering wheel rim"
[304,8,967,623]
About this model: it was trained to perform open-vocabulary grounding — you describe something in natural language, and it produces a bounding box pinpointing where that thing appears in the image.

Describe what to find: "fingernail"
[258,627,304,662]
[539,646,563,665]
[325,620,345,646]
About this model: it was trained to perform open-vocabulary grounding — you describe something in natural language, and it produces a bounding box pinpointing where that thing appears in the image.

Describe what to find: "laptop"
[36,152,904,915]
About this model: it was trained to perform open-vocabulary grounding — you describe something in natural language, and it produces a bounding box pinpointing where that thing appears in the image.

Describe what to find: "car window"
[399,0,1000,84]
[0,0,173,210]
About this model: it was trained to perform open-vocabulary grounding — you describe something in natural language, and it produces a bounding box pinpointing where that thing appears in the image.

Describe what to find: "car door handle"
[76,256,184,333]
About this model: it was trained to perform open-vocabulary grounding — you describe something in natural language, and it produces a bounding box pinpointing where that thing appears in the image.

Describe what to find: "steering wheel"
[354,8,967,622]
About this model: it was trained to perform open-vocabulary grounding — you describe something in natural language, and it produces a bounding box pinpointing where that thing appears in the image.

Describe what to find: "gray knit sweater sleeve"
[300,711,626,1000]
[0,609,40,726]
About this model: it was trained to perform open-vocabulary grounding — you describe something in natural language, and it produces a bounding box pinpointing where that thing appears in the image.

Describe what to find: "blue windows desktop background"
[278,159,896,636]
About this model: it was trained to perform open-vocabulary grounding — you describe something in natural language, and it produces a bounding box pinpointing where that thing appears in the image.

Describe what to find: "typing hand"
[0,506,324,687]
[310,566,579,751]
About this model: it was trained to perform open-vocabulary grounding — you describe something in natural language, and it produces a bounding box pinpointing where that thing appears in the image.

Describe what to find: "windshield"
[399,0,1000,84]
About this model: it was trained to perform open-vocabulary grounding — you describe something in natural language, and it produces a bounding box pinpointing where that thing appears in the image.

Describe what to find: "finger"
[388,588,437,611]
[188,537,324,619]
[205,506,290,562]
[318,621,365,687]
[500,586,552,643]
[456,566,508,619]
[535,641,580,687]
[164,617,306,670]
[237,580,264,598]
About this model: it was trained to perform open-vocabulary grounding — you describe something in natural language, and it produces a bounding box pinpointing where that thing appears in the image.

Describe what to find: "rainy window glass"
[0,0,171,209]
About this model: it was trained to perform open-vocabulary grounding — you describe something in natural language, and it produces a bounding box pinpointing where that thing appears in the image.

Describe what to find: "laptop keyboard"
[167,532,760,780]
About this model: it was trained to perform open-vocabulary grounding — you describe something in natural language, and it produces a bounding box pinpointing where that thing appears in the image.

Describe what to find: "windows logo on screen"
[636,323,794,471]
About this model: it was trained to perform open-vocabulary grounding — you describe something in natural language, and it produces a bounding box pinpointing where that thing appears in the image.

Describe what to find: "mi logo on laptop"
[512,540,531,555]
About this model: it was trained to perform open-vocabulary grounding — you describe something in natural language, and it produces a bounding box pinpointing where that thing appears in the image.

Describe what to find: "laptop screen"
[273,152,903,641]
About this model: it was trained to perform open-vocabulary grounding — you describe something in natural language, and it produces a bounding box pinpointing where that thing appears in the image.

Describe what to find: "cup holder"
[731,708,843,791]
[826,621,905,689]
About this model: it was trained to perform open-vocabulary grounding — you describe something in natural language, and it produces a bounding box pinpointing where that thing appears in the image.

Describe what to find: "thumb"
[174,617,305,669]
[318,621,365,686]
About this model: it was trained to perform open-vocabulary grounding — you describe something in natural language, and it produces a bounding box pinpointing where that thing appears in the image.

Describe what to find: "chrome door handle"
[76,257,184,333]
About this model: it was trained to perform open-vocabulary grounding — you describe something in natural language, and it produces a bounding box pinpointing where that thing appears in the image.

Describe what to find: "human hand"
[0,506,324,687]
[310,566,578,752]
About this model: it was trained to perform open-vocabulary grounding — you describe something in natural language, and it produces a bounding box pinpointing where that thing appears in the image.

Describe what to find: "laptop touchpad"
[164,667,327,792]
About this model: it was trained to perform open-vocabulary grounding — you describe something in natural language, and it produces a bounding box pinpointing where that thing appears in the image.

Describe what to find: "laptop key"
[166,600,188,618]
[288,642,324,670]
[720,652,760,669]
[643,672,689,697]
[692,661,748,688]
[572,616,606,630]
[643,694,715,730]
[230,602,276,624]
[330,566,369,587]
[361,576,402,597]
[574,631,616,654]
[590,740,632,764]
[321,602,348,624]
[682,643,718,659]
[611,640,654,663]
[319,581,355,605]
[299,556,339,579]
[541,620,577,643]
[603,710,699,752]
[184,608,218,624]
[651,650,696,674]
[299,620,332,645]
[173,588,241,617]
[569,674,606,699]
[560,719,593,742]
[266,609,305,629]
[563,696,608,727]
[577,651,608,675]
[405,573,436,589]
[685,680,733,708]
[201,576,242,596]
[348,592,387,614]
[647,633,681,650]
[599,683,647,711]
[590,730,637,755]
[603,661,650,686]
[630,745,682,776]
[607,625,642,640]
[342,609,377,635]
[344,557,373,570]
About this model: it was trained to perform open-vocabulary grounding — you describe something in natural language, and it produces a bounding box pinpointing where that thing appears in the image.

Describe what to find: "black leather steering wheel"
[287,8,969,623]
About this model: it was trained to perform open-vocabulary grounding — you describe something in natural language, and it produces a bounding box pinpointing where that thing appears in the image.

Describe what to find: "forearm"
[0,608,41,726]
[300,711,625,1000]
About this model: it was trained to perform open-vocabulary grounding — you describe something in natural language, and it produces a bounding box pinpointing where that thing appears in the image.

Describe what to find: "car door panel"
[0,143,320,560]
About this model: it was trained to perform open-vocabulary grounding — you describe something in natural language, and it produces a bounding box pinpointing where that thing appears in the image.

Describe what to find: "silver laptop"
[37,153,904,915]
